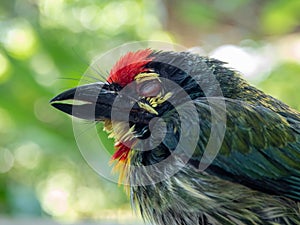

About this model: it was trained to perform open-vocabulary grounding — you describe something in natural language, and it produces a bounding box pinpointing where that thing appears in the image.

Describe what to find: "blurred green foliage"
[0,0,299,222]
[259,62,300,111]
[262,0,300,35]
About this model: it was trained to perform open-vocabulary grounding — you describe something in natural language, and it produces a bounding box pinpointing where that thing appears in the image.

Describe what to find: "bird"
[50,49,300,225]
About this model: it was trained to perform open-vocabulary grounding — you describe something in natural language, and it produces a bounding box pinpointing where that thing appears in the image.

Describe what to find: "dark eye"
[136,79,162,97]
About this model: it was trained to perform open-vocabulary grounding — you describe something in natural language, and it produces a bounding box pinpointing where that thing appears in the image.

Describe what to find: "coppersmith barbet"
[50,49,300,225]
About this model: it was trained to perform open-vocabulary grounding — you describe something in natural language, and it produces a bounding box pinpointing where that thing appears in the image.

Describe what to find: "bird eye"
[136,79,162,97]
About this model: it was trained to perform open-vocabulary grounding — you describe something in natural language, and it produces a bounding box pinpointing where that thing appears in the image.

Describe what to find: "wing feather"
[190,98,300,200]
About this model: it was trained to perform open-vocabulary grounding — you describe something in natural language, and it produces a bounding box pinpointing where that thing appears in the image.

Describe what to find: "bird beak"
[50,82,118,121]
[50,82,155,124]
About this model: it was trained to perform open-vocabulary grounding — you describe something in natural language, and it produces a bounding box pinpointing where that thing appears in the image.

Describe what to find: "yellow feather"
[138,102,159,115]
[134,72,159,82]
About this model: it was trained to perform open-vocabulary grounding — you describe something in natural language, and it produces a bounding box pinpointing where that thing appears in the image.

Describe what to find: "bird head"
[50,49,222,181]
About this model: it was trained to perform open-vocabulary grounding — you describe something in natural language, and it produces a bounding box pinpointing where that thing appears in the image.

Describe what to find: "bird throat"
[104,119,135,185]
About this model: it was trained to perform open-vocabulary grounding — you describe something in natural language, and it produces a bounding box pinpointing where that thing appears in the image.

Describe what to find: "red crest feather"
[107,49,154,86]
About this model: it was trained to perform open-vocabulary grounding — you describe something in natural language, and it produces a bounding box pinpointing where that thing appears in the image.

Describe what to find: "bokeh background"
[0,0,300,224]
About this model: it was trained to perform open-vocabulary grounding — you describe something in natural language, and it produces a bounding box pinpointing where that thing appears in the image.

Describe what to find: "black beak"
[50,82,118,120]
[50,82,155,124]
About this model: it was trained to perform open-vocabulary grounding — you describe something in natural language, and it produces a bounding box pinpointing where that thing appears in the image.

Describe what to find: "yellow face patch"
[138,101,159,115]
[134,72,159,82]
[146,92,172,108]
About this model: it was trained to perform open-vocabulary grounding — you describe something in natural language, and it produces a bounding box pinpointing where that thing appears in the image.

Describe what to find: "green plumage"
[51,50,300,225]
[130,98,300,224]
[129,51,300,224]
